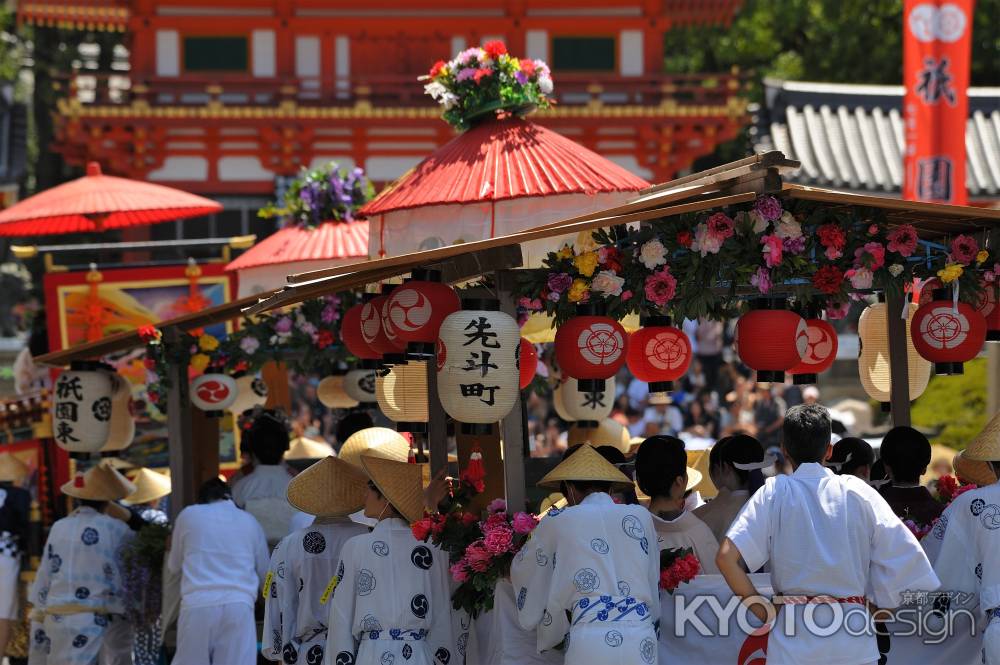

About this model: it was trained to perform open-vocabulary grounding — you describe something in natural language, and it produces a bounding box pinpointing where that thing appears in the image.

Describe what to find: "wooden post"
[885,291,913,427]
[496,270,528,512]
[426,358,449,478]
[164,327,196,519]
[190,407,220,489]
[262,360,292,413]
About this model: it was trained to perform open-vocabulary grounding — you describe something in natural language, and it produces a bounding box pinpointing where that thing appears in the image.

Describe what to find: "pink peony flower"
[753,195,783,222]
[951,234,979,265]
[644,268,677,306]
[512,512,539,535]
[706,212,735,240]
[483,512,507,533]
[692,224,723,256]
[847,267,874,289]
[274,316,293,334]
[450,561,469,583]
[826,300,851,320]
[487,498,507,514]
[591,270,625,297]
[483,525,514,555]
[465,542,492,572]
[854,242,886,270]
[761,234,783,267]
[868,224,880,236]
[621,290,633,301]
[750,267,771,294]
[518,297,543,311]
[886,225,918,257]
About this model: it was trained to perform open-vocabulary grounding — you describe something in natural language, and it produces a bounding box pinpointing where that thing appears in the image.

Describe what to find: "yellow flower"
[937,263,964,284]
[556,244,574,260]
[567,279,590,303]
[573,251,599,278]
[198,334,220,352]
[190,353,211,373]
[977,250,990,265]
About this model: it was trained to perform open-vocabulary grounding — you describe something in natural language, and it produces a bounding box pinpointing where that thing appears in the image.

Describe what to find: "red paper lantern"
[519,338,538,390]
[361,287,405,357]
[736,299,808,383]
[384,269,460,358]
[911,289,987,374]
[341,300,381,361]
[788,317,839,385]
[625,316,691,393]
[976,279,1000,343]
[554,303,627,392]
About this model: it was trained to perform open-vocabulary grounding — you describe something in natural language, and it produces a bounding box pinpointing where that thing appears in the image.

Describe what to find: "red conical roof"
[360,117,648,216]
[226,219,369,271]
[0,162,222,236]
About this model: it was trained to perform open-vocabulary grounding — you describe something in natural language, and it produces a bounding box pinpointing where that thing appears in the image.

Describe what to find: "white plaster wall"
[620,30,644,76]
[525,30,548,62]
[218,156,274,181]
[148,156,208,181]
[252,30,276,77]
[156,30,179,76]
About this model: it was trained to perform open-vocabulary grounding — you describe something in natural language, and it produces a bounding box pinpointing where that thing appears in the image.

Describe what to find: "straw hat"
[284,436,335,461]
[567,418,630,452]
[360,455,426,523]
[62,463,136,502]
[962,412,1000,462]
[953,452,998,486]
[0,453,29,483]
[538,444,633,490]
[124,468,171,505]
[287,455,368,517]
[339,427,410,468]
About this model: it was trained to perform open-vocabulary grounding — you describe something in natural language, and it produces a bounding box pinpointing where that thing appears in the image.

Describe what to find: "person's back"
[878,425,944,525]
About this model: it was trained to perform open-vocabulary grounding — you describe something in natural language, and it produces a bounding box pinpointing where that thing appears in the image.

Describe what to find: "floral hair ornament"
[732,454,778,471]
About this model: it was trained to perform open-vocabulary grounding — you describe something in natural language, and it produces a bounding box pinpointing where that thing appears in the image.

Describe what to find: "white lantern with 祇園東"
[228,373,269,415]
[344,367,377,404]
[52,362,117,455]
[317,374,360,409]
[857,299,931,406]
[101,378,135,456]
[437,299,520,434]
[556,376,616,428]
[190,373,238,416]
[375,360,429,433]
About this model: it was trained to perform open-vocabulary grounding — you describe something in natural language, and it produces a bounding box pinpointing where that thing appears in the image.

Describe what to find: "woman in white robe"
[511,445,661,665]
[262,456,370,665]
[326,456,457,665]
[693,434,766,546]
[635,436,720,573]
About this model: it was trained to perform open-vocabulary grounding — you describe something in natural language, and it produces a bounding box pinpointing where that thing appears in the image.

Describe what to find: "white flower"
[888,263,904,277]
[591,270,625,297]
[774,210,802,239]
[423,81,447,100]
[749,210,769,234]
[441,92,459,110]
[639,240,667,270]
[848,267,874,289]
[538,75,553,95]
[691,224,722,256]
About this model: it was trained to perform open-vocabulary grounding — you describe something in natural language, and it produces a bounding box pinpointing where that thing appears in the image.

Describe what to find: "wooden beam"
[885,291,913,427]
[640,151,799,195]
[496,270,527,512]
[164,327,197,519]
[426,357,448,478]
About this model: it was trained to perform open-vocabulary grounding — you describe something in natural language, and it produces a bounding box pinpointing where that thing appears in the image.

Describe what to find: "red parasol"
[0,162,223,236]
[225,219,369,272]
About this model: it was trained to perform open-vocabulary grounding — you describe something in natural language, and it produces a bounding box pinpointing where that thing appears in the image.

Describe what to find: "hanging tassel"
[461,445,486,493]
[407,448,417,464]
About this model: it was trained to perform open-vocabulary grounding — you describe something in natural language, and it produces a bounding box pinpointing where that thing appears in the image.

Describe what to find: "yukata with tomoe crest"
[510,492,661,665]
[324,517,460,665]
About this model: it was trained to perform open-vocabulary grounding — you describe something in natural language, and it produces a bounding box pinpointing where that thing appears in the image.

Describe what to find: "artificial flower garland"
[258,161,373,228]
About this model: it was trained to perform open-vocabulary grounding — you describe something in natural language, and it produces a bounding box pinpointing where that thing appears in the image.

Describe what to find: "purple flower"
[514,70,529,85]
[546,291,561,303]
[750,267,772,294]
[321,304,338,324]
[456,68,478,82]
[487,498,507,514]
[546,272,573,294]
[753,195,783,222]
[275,316,293,334]
[782,236,807,254]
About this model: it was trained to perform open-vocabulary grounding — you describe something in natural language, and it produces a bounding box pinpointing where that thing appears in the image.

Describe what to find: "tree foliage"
[911,358,989,450]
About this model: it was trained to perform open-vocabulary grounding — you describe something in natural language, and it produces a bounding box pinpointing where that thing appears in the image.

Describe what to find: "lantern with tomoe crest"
[190,373,238,416]
[519,338,538,390]
[736,299,808,383]
[626,316,691,395]
[554,302,627,392]
[52,361,117,455]
[384,269,460,359]
[788,307,839,385]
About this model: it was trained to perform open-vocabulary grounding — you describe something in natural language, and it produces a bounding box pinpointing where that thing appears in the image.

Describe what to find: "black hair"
[710,434,765,492]
[870,459,888,483]
[245,412,290,464]
[782,404,831,463]
[829,437,875,475]
[634,435,687,499]
[197,478,232,504]
[595,445,638,504]
[336,411,375,447]
[77,498,106,510]
[879,426,932,483]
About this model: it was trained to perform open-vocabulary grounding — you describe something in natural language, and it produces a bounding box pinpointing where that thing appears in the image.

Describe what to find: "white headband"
[868,478,890,489]
[825,452,853,471]
[732,454,778,471]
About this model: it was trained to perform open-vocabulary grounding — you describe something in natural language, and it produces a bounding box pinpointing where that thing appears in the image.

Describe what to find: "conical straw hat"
[339,427,409,468]
[62,463,136,501]
[962,412,1000,462]
[360,455,425,523]
[287,455,368,517]
[567,418,630,452]
[0,453,29,483]
[124,468,171,505]
[538,444,633,490]
[284,436,335,461]
[953,452,998,486]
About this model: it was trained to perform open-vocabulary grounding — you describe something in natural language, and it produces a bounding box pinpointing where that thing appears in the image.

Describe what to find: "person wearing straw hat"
[167,477,269,665]
[634,435,720,575]
[693,434,769,549]
[27,463,137,665]
[928,412,1000,664]
[261,456,368,665]
[123,467,171,525]
[326,456,457,665]
[0,453,30,658]
[510,444,661,665]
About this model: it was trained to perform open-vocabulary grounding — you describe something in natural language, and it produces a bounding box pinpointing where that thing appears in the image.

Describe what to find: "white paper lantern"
[190,373,238,414]
[376,361,429,433]
[101,380,135,455]
[437,301,520,434]
[228,373,269,415]
[344,368,377,404]
[317,374,360,409]
[52,363,116,454]
[557,376,616,427]
[858,301,931,404]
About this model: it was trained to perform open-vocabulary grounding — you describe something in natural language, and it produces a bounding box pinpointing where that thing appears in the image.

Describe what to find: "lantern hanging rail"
[9,235,256,258]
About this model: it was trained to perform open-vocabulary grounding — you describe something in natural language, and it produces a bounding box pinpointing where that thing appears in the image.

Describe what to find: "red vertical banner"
[903,0,974,205]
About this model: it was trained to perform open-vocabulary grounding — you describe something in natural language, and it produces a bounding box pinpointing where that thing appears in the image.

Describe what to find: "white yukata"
[650,509,720,574]
[726,463,940,665]
[262,517,369,664]
[510,492,661,665]
[28,506,133,665]
[929,482,1000,664]
[326,517,457,665]
[232,463,297,546]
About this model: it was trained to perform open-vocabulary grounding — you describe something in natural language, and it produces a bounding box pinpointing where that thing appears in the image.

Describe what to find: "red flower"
[411,518,433,541]
[138,325,161,343]
[316,329,335,349]
[598,247,623,273]
[817,223,847,257]
[483,40,508,60]
[429,60,446,78]
[936,474,958,501]
[473,68,493,84]
[461,512,479,526]
[951,234,980,265]
[812,265,845,295]
[143,357,157,370]
[520,59,536,77]
[676,230,693,248]
[706,212,735,240]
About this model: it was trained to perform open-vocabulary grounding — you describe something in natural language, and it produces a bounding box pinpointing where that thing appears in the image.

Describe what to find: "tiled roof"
[753,78,1000,199]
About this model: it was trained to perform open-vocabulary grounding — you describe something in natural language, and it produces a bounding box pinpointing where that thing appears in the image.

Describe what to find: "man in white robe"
[232,409,297,546]
[930,413,1000,664]
[262,456,369,665]
[511,445,661,665]
[326,456,457,665]
[717,404,939,665]
[28,464,136,665]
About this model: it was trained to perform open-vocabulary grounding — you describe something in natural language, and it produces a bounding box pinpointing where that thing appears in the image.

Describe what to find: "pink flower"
[621,290,633,301]
[456,67,478,82]
[464,542,492,572]
[868,224,880,235]
[512,512,539,535]
[546,273,572,294]
[750,267,771,294]
[847,266,874,289]
[450,561,469,583]
[644,268,677,306]
[274,316,293,334]
[518,297,542,311]
[691,224,723,255]
[826,300,851,320]
[761,234,783,267]
[753,195,783,222]
[706,212,735,240]
[886,225,918,257]
[854,242,886,270]
[483,513,507,532]
[483,525,514,555]
[783,236,806,254]
[487,498,507,514]
[951,234,979,265]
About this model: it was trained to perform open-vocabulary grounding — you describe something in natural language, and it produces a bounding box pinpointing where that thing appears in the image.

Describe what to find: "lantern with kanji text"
[911,288,987,375]
[384,269,460,359]
[626,316,691,395]
[344,366,378,404]
[101,378,135,456]
[788,307,839,385]
[52,361,117,455]
[229,372,269,415]
[736,299,808,383]
[556,376,616,428]
[554,303,627,392]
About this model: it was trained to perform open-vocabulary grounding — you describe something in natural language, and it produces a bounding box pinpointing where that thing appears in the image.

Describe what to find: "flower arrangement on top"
[258,161,374,228]
[515,194,998,324]
[422,40,554,131]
